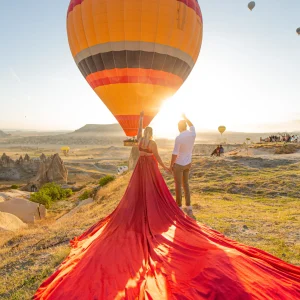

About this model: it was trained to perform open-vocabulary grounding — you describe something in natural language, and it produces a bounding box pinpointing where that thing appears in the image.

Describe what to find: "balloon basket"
[123,140,138,147]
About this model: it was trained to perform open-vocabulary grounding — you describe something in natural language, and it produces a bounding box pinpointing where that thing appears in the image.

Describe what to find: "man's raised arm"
[182,113,193,128]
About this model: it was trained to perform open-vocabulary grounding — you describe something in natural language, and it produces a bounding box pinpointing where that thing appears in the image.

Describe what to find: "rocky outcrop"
[0,153,66,182]
[0,211,28,231]
[0,190,31,202]
[0,197,46,223]
[0,130,9,138]
[34,153,68,184]
[0,153,40,181]
[0,154,15,168]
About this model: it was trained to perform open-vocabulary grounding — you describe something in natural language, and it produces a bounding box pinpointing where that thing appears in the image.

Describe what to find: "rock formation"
[0,152,67,183]
[0,211,28,231]
[0,153,15,168]
[35,153,68,184]
[0,197,46,223]
[0,130,9,138]
[0,190,31,202]
[0,153,40,181]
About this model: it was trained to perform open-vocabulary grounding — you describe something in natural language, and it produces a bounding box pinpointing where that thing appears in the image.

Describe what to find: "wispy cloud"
[9,67,22,84]
[9,67,32,102]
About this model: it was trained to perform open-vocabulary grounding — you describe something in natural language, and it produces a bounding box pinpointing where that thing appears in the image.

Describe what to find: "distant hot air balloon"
[248,1,255,11]
[297,28,300,35]
[67,0,203,138]
[218,126,226,135]
[61,146,70,157]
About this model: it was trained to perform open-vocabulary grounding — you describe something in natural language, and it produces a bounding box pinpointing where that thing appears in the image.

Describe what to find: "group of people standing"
[261,134,299,143]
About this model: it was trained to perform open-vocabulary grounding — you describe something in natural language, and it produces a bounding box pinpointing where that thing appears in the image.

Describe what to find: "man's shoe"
[186,207,196,219]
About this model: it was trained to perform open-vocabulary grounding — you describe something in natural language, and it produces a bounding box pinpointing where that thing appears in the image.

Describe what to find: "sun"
[151,97,185,139]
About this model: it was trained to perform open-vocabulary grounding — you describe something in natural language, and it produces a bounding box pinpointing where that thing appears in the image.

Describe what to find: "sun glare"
[152,97,185,139]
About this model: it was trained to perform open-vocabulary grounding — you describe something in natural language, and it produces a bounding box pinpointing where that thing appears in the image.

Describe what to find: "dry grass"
[0,156,300,299]
[0,175,129,299]
[274,144,300,154]
[187,157,300,265]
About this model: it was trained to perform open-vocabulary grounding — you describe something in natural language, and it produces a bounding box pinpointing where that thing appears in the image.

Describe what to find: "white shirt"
[173,126,196,166]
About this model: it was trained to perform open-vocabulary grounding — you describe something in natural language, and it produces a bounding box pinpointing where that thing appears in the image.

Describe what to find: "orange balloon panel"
[67,0,203,136]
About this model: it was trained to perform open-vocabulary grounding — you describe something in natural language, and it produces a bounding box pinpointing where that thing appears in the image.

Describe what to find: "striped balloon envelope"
[67,0,203,137]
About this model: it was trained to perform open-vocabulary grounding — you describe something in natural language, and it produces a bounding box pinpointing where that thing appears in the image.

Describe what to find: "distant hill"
[1,123,299,145]
[0,130,9,138]
[73,124,123,134]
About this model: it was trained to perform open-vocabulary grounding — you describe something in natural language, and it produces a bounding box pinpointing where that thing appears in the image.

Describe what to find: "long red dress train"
[34,156,300,299]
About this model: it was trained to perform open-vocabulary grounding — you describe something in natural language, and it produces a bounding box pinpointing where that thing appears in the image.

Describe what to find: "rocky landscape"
[0,125,300,298]
[0,150,299,298]
[0,152,68,184]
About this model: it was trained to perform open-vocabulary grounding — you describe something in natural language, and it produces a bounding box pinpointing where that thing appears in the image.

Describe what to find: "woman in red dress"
[34,113,300,299]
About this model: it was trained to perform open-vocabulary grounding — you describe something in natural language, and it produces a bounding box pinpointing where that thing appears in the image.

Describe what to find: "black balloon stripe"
[77,50,191,81]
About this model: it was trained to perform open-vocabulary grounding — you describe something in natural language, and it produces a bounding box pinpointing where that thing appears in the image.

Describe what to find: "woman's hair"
[141,126,153,148]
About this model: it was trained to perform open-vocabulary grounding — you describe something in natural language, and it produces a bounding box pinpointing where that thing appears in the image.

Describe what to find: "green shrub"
[30,190,53,208]
[11,184,19,189]
[64,189,73,198]
[30,183,73,208]
[99,175,115,187]
[79,190,92,201]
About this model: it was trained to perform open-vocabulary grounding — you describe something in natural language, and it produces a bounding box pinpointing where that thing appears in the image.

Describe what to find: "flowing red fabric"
[34,156,300,299]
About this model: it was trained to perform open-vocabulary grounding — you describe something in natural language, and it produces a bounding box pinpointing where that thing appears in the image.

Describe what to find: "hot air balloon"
[248,1,255,11]
[218,126,226,135]
[67,0,203,139]
[297,28,300,35]
[61,146,70,157]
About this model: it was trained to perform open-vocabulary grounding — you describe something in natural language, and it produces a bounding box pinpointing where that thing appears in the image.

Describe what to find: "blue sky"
[0,0,299,135]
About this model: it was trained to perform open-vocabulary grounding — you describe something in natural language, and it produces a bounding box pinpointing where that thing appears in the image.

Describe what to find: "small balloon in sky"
[248,1,255,11]
[297,28,300,35]
[218,126,226,135]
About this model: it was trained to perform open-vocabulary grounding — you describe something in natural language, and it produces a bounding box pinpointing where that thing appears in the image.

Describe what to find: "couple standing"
[137,111,196,217]
[35,112,300,299]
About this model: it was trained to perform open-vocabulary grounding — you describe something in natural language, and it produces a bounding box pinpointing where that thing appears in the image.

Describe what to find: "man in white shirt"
[170,114,196,217]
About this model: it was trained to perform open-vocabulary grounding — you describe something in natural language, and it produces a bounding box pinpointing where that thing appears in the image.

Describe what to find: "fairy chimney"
[35,153,68,184]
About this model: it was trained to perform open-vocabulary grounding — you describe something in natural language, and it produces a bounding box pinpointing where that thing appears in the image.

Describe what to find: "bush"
[30,183,73,208]
[99,175,115,187]
[11,184,19,189]
[274,144,297,155]
[30,190,53,208]
[79,190,92,201]
[64,189,73,198]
